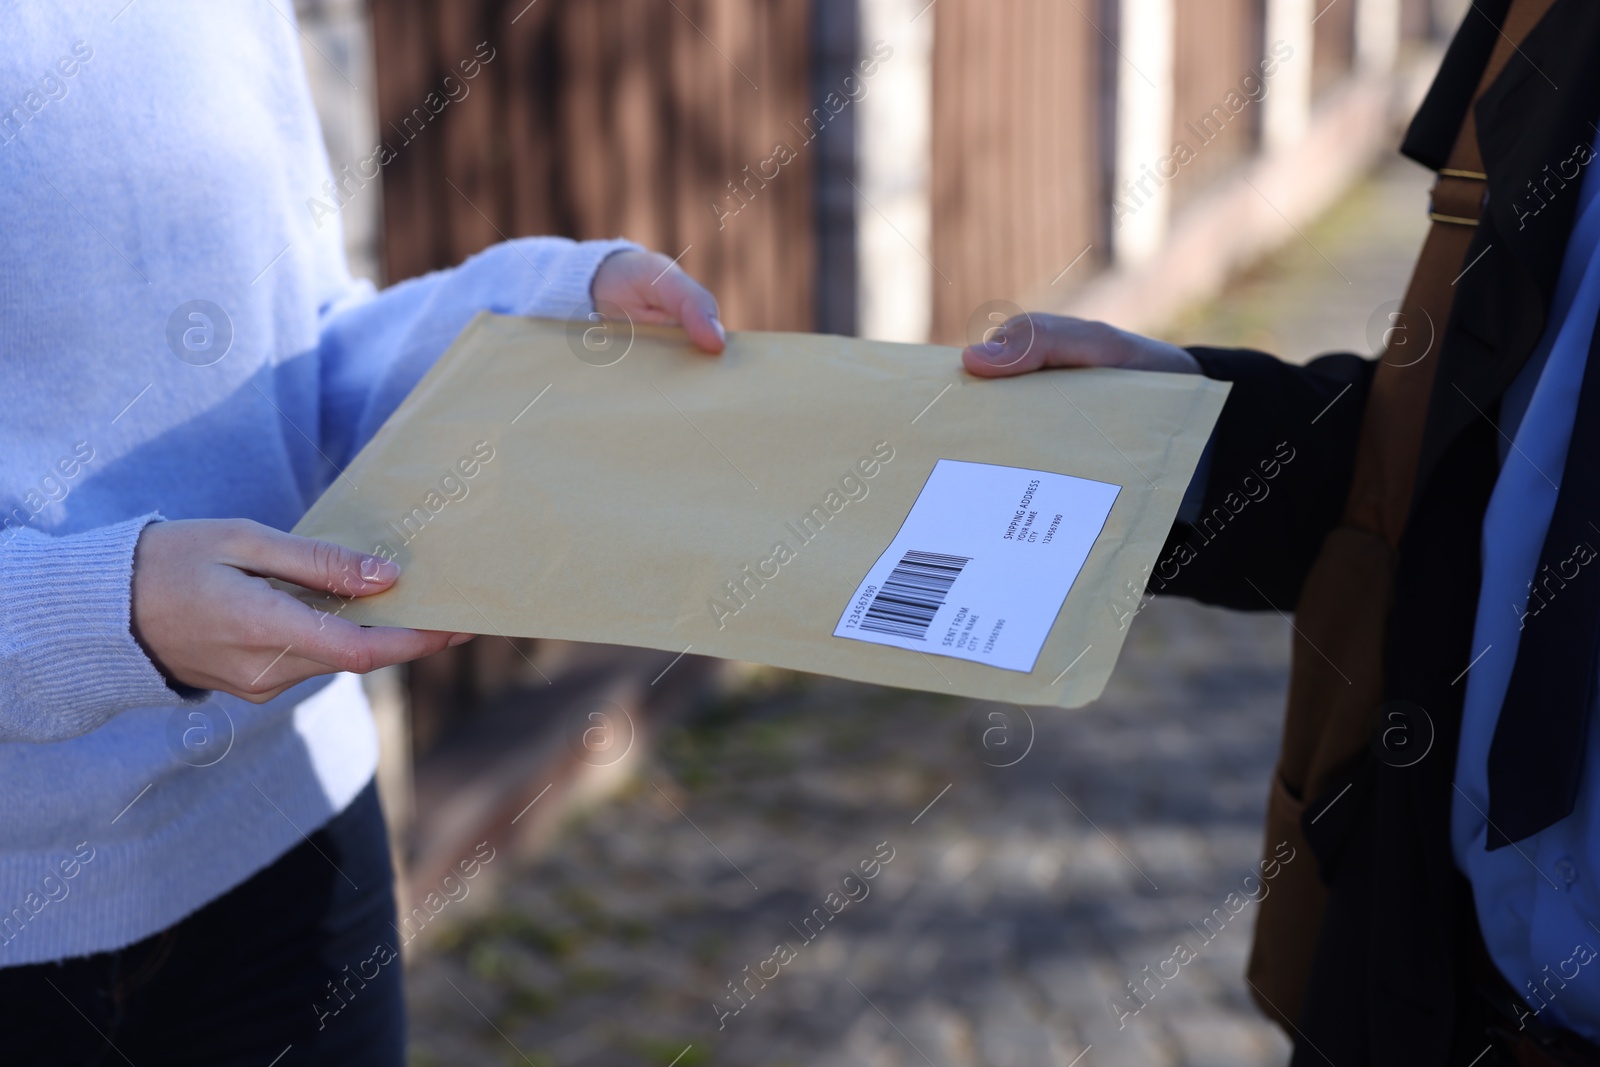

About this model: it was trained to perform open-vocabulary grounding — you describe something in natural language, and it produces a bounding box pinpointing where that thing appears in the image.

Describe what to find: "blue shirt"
[1453,139,1600,1037]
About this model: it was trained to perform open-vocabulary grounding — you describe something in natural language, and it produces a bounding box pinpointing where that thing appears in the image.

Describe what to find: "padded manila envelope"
[292,314,1229,707]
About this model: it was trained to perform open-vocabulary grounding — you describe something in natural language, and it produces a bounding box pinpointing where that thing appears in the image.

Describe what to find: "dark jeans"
[0,779,404,1066]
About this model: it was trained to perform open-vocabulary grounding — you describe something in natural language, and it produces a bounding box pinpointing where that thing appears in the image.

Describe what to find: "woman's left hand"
[591,249,726,354]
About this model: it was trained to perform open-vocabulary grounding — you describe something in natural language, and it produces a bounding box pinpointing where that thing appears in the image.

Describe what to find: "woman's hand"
[961,313,1200,377]
[591,249,726,354]
[130,519,472,703]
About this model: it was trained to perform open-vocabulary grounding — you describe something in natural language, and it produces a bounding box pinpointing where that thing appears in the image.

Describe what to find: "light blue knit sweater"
[0,1,634,965]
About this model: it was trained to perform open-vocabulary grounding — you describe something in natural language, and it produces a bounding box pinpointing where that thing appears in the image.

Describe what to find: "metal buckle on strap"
[1430,169,1489,227]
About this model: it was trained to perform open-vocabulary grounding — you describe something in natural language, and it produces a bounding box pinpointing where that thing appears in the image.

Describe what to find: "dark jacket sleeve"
[1150,346,1377,612]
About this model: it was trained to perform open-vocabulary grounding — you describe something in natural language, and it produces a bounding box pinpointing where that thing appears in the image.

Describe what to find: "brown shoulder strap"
[1342,0,1558,544]
[1246,0,1560,1035]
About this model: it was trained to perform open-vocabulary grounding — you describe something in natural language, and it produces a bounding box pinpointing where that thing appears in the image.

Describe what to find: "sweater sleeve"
[314,236,640,472]
[0,237,635,743]
[1150,346,1377,612]
[0,514,203,743]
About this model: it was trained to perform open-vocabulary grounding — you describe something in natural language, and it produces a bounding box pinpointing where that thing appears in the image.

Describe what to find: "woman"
[0,4,722,1063]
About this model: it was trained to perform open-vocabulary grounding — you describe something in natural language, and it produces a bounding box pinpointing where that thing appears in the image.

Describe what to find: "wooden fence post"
[1358,0,1403,72]
[857,0,934,342]
[1263,0,1315,153]
[1112,0,1175,267]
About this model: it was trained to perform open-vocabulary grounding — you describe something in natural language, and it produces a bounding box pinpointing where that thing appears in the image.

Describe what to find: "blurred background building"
[289,1,1462,1063]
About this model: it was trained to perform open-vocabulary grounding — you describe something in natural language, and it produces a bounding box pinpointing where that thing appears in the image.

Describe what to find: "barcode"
[859,550,972,640]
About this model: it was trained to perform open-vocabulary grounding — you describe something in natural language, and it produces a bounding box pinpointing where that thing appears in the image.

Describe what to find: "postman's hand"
[131,519,474,704]
[591,249,726,354]
[962,313,1199,377]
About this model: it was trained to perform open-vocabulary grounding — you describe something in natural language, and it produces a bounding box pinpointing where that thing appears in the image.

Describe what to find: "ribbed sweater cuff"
[511,236,642,319]
[0,514,199,742]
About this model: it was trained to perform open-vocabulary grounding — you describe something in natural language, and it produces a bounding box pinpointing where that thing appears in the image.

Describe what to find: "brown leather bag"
[1245,0,1559,1031]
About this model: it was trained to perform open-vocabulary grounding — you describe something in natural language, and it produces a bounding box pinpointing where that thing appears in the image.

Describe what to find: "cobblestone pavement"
[405,158,1433,1067]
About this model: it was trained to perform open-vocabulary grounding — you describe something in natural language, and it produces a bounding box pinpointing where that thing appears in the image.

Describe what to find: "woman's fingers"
[219,606,470,699]
[591,249,726,354]
[130,520,474,701]
[287,611,463,678]
[233,605,464,697]
[216,520,398,598]
[651,264,726,354]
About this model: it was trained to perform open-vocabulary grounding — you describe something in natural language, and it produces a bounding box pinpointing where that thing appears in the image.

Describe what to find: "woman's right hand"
[131,519,472,703]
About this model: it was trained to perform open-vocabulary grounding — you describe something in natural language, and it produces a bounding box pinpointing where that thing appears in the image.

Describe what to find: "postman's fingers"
[963,314,1202,377]
[962,314,1051,377]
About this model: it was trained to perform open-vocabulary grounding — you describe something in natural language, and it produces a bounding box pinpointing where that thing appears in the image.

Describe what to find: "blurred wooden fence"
[372,0,815,333]
[1171,0,1264,211]
[372,0,1438,348]
[928,0,1106,343]
[1312,0,1358,97]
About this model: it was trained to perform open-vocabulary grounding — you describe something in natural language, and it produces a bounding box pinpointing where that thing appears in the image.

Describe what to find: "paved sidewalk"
[1165,156,1434,363]
[404,157,1433,1067]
